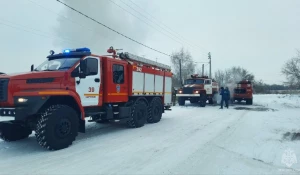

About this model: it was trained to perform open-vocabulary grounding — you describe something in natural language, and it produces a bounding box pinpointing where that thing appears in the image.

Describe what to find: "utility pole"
[202,64,204,76]
[208,52,212,78]
[179,59,182,86]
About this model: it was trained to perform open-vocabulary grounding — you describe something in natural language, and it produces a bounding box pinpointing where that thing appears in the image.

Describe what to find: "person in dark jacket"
[224,87,230,108]
[219,87,224,109]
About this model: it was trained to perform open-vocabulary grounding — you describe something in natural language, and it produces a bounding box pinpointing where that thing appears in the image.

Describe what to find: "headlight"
[178,90,182,93]
[18,98,28,103]
[195,90,199,93]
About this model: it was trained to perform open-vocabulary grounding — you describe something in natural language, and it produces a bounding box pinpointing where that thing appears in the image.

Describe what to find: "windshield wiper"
[42,69,56,71]
[58,67,71,70]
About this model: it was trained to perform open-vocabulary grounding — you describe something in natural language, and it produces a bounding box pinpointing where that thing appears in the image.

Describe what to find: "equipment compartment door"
[204,79,212,94]
[75,56,101,106]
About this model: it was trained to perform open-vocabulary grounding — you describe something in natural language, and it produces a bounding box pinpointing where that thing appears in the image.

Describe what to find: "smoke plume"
[54,0,150,54]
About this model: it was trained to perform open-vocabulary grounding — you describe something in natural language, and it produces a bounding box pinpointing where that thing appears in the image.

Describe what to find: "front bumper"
[0,96,49,120]
[233,94,252,100]
[0,108,15,117]
[176,94,199,97]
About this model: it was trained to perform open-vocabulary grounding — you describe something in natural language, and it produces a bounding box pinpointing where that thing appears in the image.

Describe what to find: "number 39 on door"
[88,87,95,92]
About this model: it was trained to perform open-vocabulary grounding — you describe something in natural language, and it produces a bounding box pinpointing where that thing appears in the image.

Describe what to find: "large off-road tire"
[178,97,185,106]
[127,100,148,128]
[0,121,32,142]
[35,105,79,150]
[147,97,163,123]
[199,93,207,107]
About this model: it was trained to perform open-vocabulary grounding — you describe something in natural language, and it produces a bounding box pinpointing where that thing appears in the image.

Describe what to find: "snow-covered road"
[0,94,299,175]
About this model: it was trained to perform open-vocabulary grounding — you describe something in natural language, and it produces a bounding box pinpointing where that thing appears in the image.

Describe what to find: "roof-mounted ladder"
[118,52,171,71]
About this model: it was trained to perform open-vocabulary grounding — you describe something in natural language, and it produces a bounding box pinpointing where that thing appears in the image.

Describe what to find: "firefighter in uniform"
[224,87,230,108]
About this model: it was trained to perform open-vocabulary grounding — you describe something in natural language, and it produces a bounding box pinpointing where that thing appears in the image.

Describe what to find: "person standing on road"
[219,87,224,109]
[224,87,230,108]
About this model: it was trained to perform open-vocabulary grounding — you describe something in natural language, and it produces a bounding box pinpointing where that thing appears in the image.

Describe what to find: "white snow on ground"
[0,94,300,175]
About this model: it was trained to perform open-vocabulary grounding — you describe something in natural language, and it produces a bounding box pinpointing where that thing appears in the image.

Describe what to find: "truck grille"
[183,87,194,94]
[0,79,9,102]
[234,89,246,94]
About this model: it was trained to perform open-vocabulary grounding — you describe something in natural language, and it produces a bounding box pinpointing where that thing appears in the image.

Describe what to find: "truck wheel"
[147,97,163,123]
[35,105,79,150]
[178,97,185,106]
[199,93,206,107]
[127,100,148,128]
[0,121,32,141]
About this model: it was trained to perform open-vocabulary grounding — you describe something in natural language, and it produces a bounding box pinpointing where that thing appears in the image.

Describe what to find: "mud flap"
[0,121,32,141]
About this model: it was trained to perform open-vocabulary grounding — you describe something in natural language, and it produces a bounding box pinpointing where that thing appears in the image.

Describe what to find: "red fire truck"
[233,80,253,105]
[0,47,172,150]
[176,75,219,107]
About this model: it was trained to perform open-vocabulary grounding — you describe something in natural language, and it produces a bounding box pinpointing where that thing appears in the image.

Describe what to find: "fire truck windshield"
[185,79,204,84]
[34,58,80,71]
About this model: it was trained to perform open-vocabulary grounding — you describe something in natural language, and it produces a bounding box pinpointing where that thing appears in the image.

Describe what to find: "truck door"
[105,60,128,102]
[75,56,102,107]
[204,79,212,94]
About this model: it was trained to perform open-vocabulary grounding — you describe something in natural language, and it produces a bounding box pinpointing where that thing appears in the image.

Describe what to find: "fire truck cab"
[233,80,253,105]
[0,47,172,150]
[176,74,219,107]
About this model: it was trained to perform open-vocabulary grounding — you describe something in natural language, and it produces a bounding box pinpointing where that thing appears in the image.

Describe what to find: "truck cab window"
[35,58,80,71]
[85,58,98,76]
[205,80,211,84]
[185,79,204,84]
[113,64,124,84]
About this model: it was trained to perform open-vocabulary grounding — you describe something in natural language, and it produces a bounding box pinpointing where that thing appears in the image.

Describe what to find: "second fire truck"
[176,74,219,107]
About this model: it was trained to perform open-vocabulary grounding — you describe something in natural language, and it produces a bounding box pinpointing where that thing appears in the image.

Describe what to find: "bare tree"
[282,50,300,87]
[214,66,255,87]
[170,48,195,86]
[214,70,225,86]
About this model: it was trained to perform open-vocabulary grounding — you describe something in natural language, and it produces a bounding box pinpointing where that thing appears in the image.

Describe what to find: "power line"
[108,0,188,48]
[55,0,171,57]
[0,20,81,45]
[126,0,209,52]
[0,18,83,45]
[114,0,207,54]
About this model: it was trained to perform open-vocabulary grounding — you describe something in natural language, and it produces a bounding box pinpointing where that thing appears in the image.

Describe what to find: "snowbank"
[254,94,300,109]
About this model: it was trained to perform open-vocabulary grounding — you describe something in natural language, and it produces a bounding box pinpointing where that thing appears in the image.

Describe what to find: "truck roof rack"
[118,52,171,71]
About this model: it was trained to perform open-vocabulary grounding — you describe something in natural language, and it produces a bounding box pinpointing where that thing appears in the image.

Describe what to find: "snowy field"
[0,94,300,175]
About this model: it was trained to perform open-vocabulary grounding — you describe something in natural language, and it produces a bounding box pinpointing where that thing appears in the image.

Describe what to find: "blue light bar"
[62,47,91,54]
[63,49,71,53]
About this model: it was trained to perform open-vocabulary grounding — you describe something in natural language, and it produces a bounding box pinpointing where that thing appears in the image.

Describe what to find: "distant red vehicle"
[233,80,253,105]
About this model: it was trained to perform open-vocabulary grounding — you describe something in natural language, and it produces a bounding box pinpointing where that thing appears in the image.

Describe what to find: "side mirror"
[31,64,34,71]
[79,59,87,79]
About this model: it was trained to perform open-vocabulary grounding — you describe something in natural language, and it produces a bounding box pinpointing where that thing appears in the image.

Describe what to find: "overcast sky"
[1,0,299,84]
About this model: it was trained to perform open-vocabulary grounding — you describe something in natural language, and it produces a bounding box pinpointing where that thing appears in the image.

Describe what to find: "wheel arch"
[39,95,85,133]
[129,96,149,106]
